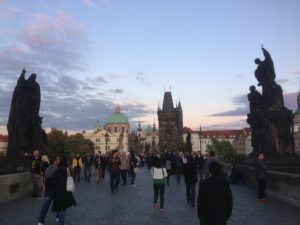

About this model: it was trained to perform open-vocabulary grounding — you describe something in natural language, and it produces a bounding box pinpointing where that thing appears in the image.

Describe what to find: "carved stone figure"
[247,48,295,158]
[6,69,47,172]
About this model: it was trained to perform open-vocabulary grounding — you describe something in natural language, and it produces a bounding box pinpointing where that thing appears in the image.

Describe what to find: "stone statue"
[186,132,192,153]
[248,85,262,113]
[247,48,295,158]
[254,47,276,93]
[6,69,47,172]
[118,131,124,152]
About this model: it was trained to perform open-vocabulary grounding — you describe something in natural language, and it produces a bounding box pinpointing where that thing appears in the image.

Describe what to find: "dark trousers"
[131,172,136,185]
[101,167,106,179]
[38,192,56,223]
[153,183,165,209]
[121,170,128,185]
[257,179,267,199]
[31,174,41,197]
[185,182,196,206]
[166,170,171,185]
[110,172,120,192]
[84,166,92,183]
[73,166,81,182]
[175,168,181,184]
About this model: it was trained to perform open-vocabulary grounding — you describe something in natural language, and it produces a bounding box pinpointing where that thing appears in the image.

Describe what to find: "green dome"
[144,125,153,133]
[106,105,129,124]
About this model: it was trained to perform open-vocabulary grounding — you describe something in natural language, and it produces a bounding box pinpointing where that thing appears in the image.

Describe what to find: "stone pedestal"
[0,172,32,204]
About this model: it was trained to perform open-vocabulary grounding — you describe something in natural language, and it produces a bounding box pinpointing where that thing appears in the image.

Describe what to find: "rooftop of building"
[0,134,8,142]
[183,127,251,139]
[106,105,129,125]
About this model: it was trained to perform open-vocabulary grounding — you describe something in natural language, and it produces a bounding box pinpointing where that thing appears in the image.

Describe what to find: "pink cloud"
[81,0,97,8]
[0,0,21,19]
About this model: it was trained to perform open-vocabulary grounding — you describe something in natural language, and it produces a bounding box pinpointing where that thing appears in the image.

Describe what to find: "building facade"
[182,127,253,155]
[137,122,159,153]
[83,105,130,154]
[158,91,183,151]
[0,134,8,156]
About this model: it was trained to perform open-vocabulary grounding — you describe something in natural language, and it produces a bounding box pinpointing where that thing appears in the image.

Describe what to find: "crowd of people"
[26,149,267,225]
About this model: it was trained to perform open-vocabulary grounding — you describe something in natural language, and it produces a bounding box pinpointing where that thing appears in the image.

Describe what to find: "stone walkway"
[0,168,299,225]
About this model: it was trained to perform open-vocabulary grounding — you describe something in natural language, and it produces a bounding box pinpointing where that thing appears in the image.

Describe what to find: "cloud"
[0,11,155,130]
[109,88,124,94]
[210,91,298,117]
[291,70,300,75]
[203,119,248,130]
[136,72,151,86]
[0,0,21,19]
[81,0,97,8]
[235,74,245,79]
[277,78,290,84]
[95,76,108,83]
[108,73,126,79]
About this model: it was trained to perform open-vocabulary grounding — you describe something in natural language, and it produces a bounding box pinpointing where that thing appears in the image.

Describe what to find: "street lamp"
[103,132,109,154]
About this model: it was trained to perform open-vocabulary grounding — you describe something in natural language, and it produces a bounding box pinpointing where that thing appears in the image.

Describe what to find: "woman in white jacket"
[151,156,168,211]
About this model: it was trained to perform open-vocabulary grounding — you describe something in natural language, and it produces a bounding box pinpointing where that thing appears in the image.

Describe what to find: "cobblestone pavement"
[0,168,300,225]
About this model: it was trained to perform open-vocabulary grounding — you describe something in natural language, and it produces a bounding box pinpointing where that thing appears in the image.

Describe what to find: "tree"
[47,130,94,161]
[206,139,236,164]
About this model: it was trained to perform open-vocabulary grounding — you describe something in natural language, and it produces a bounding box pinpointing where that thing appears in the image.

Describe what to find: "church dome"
[106,105,129,124]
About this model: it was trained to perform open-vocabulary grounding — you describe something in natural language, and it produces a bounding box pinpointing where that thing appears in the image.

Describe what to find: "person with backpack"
[151,156,168,212]
[38,155,60,225]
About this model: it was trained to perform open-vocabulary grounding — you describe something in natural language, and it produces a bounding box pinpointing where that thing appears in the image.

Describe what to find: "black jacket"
[182,157,198,184]
[254,159,267,181]
[197,174,233,225]
[52,166,77,212]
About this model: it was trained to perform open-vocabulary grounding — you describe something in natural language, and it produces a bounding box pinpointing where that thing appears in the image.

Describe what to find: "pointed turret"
[153,120,157,132]
[162,91,174,111]
[178,100,182,111]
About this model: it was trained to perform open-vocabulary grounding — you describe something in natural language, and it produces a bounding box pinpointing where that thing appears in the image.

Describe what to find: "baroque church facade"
[157,91,183,151]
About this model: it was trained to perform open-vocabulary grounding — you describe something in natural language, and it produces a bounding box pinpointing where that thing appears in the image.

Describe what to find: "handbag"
[133,167,139,174]
[66,168,75,193]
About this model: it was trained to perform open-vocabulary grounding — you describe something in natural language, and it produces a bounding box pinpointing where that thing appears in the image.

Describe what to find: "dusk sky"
[0,0,299,132]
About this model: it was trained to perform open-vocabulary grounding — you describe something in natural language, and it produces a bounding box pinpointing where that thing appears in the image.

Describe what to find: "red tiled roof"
[183,127,252,139]
[0,134,8,142]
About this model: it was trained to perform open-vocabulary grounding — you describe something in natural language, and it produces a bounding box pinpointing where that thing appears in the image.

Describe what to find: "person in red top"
[109,151,121,194]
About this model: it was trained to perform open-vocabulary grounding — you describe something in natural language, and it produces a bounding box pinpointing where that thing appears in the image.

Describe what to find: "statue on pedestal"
[6,69,47,172]
[247,48,295,158]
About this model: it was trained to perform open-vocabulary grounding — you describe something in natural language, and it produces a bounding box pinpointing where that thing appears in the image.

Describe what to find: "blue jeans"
[57,209,66,225]
[38,192,54,223]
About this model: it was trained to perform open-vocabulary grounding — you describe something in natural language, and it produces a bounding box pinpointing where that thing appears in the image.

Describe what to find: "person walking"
[25,150,42,198]
[109,151,121,194]
[120,151,129,186]
[38,155,60,225]
[203,150,217,179]
[182,154,198,207]
[151,156,168,212]
[130,152,139,187]
[174,152,183,184]
[52,156,77,225]
[100,153,108,179]
[40,155,50,198]
[94,151,102,184]
[83,152,93,183]
[165,153,172,186]
[198,152,205,181]
[254,153,268,201]
[197,161,233,225]
[72,153,83,182]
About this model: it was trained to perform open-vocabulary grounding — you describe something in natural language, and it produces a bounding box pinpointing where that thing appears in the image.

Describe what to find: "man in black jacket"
[254,153,268,201]
[197,161,233,225]
[182,154,198,207]
[38,155,60,225]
